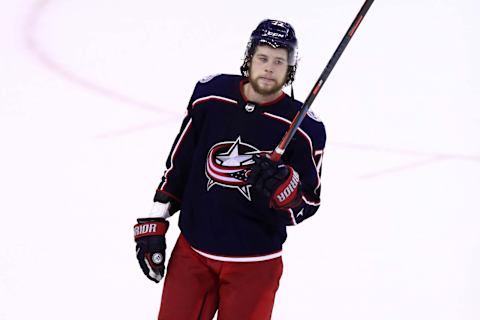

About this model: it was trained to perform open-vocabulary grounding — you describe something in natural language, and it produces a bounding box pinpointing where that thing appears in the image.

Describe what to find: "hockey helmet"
[241,19,298,85]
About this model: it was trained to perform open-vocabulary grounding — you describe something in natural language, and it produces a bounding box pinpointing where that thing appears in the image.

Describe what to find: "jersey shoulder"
[290,98,326,149]
[191,74,242,101]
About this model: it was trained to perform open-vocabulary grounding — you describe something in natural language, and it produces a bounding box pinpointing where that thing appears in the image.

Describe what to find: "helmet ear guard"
[241,19,298,86]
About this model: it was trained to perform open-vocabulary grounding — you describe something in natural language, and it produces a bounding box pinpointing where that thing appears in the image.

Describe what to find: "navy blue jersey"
[156,74,326,262]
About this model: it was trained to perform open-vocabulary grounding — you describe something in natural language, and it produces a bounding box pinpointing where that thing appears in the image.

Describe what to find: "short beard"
[249,75,286,96]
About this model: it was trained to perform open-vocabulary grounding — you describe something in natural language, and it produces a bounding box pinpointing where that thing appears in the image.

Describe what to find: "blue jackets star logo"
[205,136,263,200]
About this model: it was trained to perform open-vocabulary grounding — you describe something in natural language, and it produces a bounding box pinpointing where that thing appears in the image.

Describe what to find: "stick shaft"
[270,0,375,162]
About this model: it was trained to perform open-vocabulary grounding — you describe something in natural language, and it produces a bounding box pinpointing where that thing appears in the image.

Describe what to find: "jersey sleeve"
[153,84,200,205]
[275,120,326,226]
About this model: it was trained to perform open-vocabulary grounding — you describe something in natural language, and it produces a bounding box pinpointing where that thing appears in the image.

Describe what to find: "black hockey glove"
[247,154,302,209]
[134,218,169,283]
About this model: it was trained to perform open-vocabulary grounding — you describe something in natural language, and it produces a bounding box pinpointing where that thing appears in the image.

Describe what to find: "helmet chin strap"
[290,84,294,100]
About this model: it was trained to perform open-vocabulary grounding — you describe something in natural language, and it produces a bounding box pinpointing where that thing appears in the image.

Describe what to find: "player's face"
[248,45,289,96]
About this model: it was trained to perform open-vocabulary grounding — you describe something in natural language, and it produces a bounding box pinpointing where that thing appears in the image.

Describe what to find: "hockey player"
[134,19,326,319]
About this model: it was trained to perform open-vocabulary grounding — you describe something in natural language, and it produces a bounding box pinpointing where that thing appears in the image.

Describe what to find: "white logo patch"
[296,209,304,218]
[307,110,322,122]
[199,74,221,83]
[245,103,255,112]
[152,253,163,264]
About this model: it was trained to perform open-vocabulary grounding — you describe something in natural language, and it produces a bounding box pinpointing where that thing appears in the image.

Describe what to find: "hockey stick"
[270,0,375,162]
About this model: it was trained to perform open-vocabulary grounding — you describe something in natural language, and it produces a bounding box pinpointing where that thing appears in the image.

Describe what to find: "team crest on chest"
[205,136,261,200]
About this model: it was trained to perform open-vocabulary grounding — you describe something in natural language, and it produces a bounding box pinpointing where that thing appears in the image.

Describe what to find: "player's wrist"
[152,191,181,217]
[148,201,173,219]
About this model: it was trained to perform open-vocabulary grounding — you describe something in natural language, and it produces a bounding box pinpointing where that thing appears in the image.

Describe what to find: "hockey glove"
[247,154,302,209]
[134,218,169,283]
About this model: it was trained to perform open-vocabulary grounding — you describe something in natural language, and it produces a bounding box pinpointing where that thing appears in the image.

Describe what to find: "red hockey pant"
[158,234,283,320]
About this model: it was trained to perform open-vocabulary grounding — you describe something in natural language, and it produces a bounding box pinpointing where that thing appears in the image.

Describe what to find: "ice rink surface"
[0,0,479,319]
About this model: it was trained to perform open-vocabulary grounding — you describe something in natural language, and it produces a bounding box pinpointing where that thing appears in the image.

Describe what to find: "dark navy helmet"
[241,19,298,85]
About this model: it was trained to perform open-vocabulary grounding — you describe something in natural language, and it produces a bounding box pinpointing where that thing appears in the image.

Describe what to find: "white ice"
[0,0,479,319]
